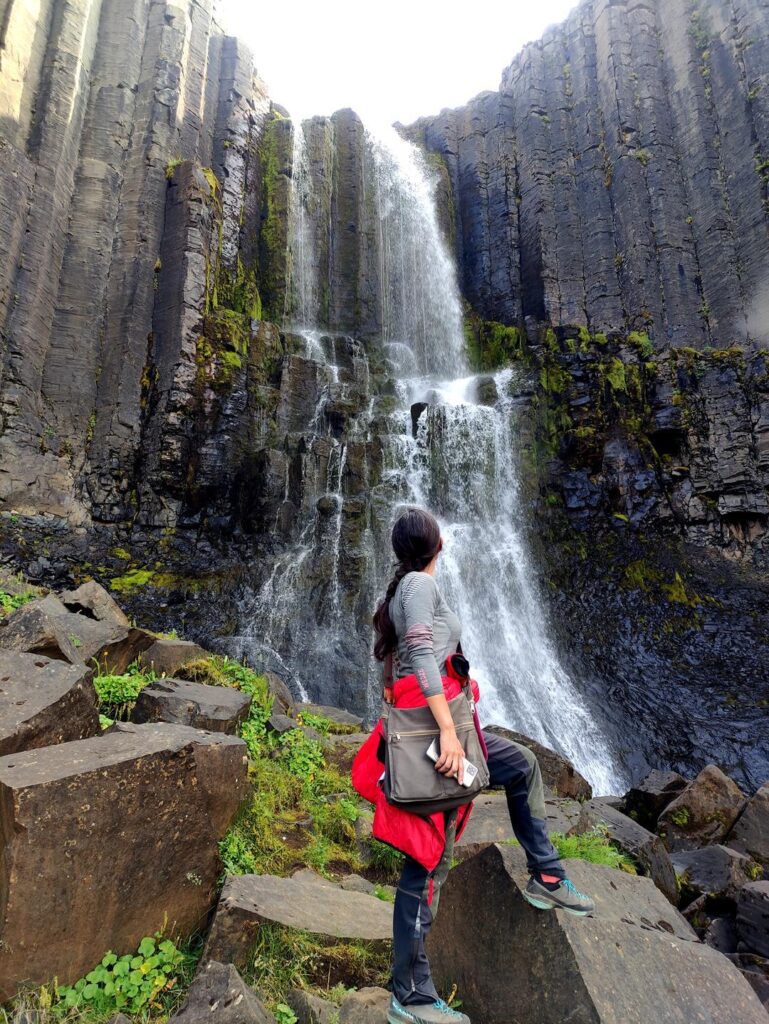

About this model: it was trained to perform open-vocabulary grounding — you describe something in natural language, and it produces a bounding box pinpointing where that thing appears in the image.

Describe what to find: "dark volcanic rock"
[659,765,747,852]
[484,725,592,800]
[0,723,249,999]
[132,678,252,734]
[170,962,274,1024]
[622,770,688,830]
[137,640,209,678]
[737,883,769,958]
[729,784,769,865]
[427,843,765,1024]
[286,989,338,1024]
[0,651,99,755]
[672,845,759,903]
[338,988,390,1023]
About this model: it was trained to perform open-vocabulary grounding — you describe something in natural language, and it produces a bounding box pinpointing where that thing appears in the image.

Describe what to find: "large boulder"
[0,593,152,671]
[169,962,274,1024]
[132,678,252,734]
[265,671,296,717]
[584,799,678,904]
[729,954,769,1013]
[728,783,769,865]
[672,845,760,903]
[60,581,130,629]
[427,844,767,1024]
[0,651,99,755]
[137,639,208,677]
[203,872,393,969]
[658,765,747,852]
[338,987,390,1023]
[484,725,592,800]
[737,882,769,957]
[622,769,688,830]
[0,723,249,998]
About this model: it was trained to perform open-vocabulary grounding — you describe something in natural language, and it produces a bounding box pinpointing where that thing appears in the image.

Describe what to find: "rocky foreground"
[0,577,766,1022]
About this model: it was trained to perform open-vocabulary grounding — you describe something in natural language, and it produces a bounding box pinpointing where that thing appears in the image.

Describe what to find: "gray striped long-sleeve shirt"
[389,571,462,697]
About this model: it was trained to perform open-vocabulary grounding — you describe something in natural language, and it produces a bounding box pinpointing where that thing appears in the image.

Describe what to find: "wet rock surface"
[484,724,592,800]
[738,883,769,958]
[659,765,747,851]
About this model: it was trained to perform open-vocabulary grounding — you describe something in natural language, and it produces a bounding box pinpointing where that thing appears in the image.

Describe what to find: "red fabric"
[350,673,481,873]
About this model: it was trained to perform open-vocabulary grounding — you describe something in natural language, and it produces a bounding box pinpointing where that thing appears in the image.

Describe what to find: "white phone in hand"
[426,738,479,787]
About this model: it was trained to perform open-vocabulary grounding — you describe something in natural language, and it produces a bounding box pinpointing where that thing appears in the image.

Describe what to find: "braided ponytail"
[373,507,442,661]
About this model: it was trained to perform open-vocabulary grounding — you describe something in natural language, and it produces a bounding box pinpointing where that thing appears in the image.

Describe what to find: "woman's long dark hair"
[372,507,442,661]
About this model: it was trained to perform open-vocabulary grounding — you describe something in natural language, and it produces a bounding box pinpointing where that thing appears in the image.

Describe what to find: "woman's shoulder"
[398,571,438,604]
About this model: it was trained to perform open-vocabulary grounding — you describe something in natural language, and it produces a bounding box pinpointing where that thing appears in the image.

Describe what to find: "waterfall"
[230,115,625,794]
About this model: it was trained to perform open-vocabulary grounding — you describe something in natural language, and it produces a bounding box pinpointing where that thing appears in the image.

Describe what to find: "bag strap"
[382,652,394,721]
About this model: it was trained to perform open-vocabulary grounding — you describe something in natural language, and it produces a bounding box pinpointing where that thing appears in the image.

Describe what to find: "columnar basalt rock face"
[409,0,769,350]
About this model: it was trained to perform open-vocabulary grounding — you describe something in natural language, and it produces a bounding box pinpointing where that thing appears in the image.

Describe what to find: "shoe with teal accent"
[523,875,595,915]
[387,995,471,1024]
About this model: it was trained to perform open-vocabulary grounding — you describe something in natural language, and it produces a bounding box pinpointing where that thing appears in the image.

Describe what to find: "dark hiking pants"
[391,730,565,1006]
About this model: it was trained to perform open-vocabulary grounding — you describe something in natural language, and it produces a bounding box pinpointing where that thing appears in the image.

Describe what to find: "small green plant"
[274,1005,298,1024]
[0,589,37,616]
[55,935,190,1016]
[93,663,156,719]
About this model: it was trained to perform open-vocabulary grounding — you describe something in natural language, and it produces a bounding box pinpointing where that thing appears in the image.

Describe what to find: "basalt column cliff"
[0,0,768,787]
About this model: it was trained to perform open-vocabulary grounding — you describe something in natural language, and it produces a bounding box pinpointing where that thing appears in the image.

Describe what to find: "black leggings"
[391,730,564,1006]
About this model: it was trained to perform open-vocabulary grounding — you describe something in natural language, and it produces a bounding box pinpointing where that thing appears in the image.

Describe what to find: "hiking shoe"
[523,876,595,916]
[388,995,471,1024]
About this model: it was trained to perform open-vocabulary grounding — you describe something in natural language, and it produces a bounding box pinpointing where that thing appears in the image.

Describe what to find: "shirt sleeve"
[400,572,443,698]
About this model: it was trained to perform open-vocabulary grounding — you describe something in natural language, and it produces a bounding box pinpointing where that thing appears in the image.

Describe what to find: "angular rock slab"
[729,784,769,865]
[0,593,152,672]
[672,845,758,902]
[0,723,249,998]
[132,678,252,734]
[299,702,364,731]
[622,769,688,830]
[485,724,592,800]
[170,962,274,1024]
[286,988,338,1024]
[738,882,769,958]
[584,798,678,904]
[204,872,393,968]
[0,651,99,755]
[658,764,746,852]
[428,844,767,1024]
[60,581,130,629]
[137,639,208,677]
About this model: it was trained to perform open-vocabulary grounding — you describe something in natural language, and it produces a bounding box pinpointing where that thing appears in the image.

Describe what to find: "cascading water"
[231,115,625,794]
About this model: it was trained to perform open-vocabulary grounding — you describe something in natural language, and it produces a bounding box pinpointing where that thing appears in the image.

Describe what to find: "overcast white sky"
[215,0,579,125]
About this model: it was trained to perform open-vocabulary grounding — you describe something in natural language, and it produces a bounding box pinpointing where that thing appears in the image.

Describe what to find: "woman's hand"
[435,727,465,784]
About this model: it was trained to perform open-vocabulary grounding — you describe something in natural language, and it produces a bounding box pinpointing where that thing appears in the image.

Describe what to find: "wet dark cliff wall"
[408,0,769,348]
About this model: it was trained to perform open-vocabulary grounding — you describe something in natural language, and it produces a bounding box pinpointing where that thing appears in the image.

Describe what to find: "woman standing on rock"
[354,506,594,1024]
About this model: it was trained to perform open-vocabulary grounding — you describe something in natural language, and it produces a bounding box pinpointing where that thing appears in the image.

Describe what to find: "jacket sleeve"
[400,572,443,698]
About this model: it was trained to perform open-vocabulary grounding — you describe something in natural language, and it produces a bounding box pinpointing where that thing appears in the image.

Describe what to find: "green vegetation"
[55,935,194,1018]
[93,663,157,722]
[0,587,38,616]
[505,825,637,873]
[463,315,525,371]
[668,806,691,827]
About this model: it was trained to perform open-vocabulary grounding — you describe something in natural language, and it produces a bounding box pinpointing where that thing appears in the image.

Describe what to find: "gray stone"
[584,799,678,904]
[338,987,390,1024]
[0,723,249,999]
[456,792,589,861]
[484,725,592,800]
[706,917,739,955]
[132,678,251,734]
[428,844,767,1024]
[266,672,296,716]
[728,954,769,1014]
[286,989,338,1024]
[737,882,769,958]
[204,872,393,969]
[622,769,689,830]
[267,713,299,735]
[339,873,376,894]
[137,640,209,678]
[60,581,130,629]
[299,703,364,731]
[170,962,274,1024]
[0,651,99,755]
[659,765,747,852]
[729,784,769,865]
[672,845,759,902]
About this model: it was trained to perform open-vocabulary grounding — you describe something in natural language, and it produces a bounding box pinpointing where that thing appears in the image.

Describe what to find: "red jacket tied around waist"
[351,673,483,873]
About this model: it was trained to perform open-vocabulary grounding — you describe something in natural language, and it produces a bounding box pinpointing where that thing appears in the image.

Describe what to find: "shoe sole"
[523,891,593,916]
